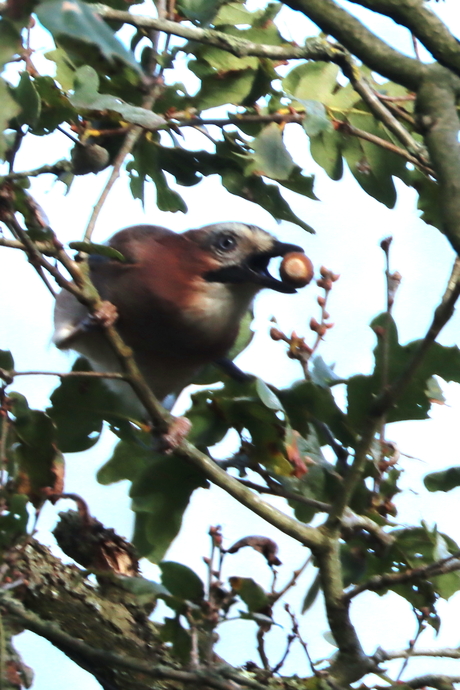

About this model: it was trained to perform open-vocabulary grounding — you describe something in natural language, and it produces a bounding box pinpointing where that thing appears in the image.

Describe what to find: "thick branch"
[416,64,460,256]
[277,0,426,89]
[4,541,265,690]
[347,0,460,79]
[93,6,360,63]
[381,648,460,661]
[404,675,460,690]
[179,441,325,550]
[314,535,375,683]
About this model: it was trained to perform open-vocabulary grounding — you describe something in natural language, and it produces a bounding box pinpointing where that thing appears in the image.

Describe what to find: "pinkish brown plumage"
[53,223,304,414]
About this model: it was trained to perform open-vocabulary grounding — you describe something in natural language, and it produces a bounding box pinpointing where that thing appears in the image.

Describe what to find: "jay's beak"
[204,240,304,294]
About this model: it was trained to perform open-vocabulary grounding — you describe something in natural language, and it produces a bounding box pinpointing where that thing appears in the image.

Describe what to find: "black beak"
[204,241,304,294]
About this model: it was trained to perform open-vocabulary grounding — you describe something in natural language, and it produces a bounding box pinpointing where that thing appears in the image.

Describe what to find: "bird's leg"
[215,358,252,383]
[160,416,192,452]
[91,300,119,329]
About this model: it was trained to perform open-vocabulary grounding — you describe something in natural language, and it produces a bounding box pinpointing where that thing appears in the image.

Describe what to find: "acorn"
[71,144,110,175]
[280,252,314,288]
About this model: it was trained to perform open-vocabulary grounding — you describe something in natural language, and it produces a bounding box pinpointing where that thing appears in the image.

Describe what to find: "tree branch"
[0,161,71,180]
[0,591,258,690]
[236,477,331,513]
[0,368,127,384]
[379,647,460,661]
[404,674,460,690]
[344,550,460,601]
[180,442,326,550]
[415,64,460,255]
[347,0,460,80]
[93,6,364,63]
[277,0,426,89]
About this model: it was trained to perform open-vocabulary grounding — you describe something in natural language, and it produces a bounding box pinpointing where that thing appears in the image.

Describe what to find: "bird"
[53,222,305,416]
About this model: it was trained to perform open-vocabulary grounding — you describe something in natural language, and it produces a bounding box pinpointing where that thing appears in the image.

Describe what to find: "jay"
[53,222,304,414]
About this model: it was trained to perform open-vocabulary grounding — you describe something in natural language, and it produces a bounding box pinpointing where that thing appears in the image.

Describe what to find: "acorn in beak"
[204,240,305,294]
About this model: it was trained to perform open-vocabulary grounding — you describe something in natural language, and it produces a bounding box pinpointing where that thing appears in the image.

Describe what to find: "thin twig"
[336,60,429,163]
[284,604,318,676]
[271,634,295,675]
[256,627,270,670]
[0,161,71,181]
[396,609,427,682]
[83,83,163,242]
[271,556,311,603]
[0,369,128,383]
[333,120,435,177]
[344,550,460,601]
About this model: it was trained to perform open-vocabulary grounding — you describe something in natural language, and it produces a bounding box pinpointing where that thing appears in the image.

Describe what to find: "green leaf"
[48,357,135,452]
[410,168,442,230]
[424,467,460,493]
[36,0,141,72]
[31,76,77,135]
[301,572,321,613]
[9,393,64,506]
[160,561,205,601]
[195,44,258,72]
[0,18,22,69]
[130,454,208,562]
[160,617,191,663]
[311,356,342,388]
[70,66,165,128]
[97,432,153,484]
[194,68,256,110]
[277,165,317,200]
[10,72,41,127]
[300,100,332,138]
[387,525,460,603]
[0,79,21,161]
[214,2,254,26]
[128,138,187,212]
[222,170,315,232]
[247,123,294,181]
[229,576,269,612]
[0,494,29,549]
[279,380,355,448]
[68,241,126,261]
[346,108,410,207]
[0,350,14,371]
[283,62,339,105]
[347,314,460,430]
[44,48,76,91]
[255,378,284,411]
[113,574,170,605]
[342,127,396,208]
[309,128,343,181]
[186,390,230,447]
[176,0,223,24]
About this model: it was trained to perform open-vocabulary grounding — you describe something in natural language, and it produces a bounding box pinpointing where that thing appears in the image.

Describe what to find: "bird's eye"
[216,234,237,252]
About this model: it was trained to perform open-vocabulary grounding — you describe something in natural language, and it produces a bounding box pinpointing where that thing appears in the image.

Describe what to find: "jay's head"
[184,222,303,295]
